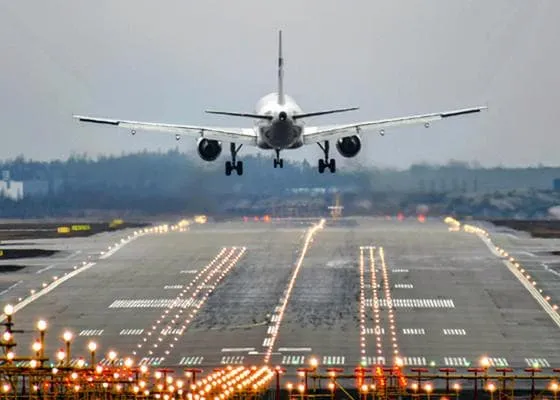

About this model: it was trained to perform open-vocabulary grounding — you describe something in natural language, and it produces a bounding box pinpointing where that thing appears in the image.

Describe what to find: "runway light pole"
[63,331,73,367]
[88,341,97,367]
[37,320,47,363]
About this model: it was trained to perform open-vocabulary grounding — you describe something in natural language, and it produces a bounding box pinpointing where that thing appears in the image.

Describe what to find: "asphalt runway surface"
[2,218,560,377]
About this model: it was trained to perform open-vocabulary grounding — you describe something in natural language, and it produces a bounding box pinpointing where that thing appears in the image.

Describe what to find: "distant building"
[0,170,23,201]
[554,178,560,191]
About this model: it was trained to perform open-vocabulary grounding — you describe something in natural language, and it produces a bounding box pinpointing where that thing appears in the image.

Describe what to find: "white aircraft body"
[74,31,486,176]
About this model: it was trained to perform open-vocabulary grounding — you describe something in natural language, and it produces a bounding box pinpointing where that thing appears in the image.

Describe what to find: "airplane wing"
[73,115,258,145]
[302,106,486,144]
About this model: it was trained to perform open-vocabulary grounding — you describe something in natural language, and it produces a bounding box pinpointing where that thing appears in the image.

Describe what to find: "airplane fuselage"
[254,93,304,150]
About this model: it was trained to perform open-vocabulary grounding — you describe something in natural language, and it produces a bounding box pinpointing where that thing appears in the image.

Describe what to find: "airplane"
[74,30,487,176]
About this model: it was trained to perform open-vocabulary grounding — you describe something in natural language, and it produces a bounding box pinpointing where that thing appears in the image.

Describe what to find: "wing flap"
[74,115,257,145]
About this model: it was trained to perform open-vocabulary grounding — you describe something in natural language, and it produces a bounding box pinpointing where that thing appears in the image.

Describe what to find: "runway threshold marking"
[442,328,466,336]
[179,356,204,365]
[281,355,306,365]
[365,298,455,308]
[120,329,144,335]
[322,356,345,365]
[525,358,550,367]
[394,283,414,289]
[221,356,244,365]
[262,220,325,364]
[402,328,425,335]
[78,329,104,336]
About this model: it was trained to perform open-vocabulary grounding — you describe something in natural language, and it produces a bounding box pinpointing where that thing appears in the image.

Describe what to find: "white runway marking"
[120,329,144,335]
[108,298,202,308]
[488,357,509,367]
[221,348,255,352]
[322,356,345,365]
[221,356,244,364]
[278,347,312,352]
[0,280,22,296]
[402,328,425,335]
[267,326,277,334]
[391,269,409,273]
[160,328,184,335]
[138,357,165,366]
[79,329,104,336]
[262,338,273,347]
[179,356,203,365]
[403,357,426,366]
[180,270,198,274]
[364,327,385,335]
[525,358,550,367]
[364,356,386,365]
[365,298,455,308]
[281,355,306,365]
[36,265,55,274]
[444,357,469,367]
[0,230,147,322]
[394,283,414,289]
[164,285,183,289]
[443,328,466,335]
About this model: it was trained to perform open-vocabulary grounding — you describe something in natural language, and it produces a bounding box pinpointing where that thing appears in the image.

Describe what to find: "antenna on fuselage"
[277,30,285,106]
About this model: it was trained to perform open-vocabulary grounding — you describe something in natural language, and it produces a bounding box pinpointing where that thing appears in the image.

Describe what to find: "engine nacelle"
[197,138,222,162]
[336,135,361,158]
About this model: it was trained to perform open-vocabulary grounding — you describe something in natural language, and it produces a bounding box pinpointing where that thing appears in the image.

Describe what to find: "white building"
[0,171,23,201]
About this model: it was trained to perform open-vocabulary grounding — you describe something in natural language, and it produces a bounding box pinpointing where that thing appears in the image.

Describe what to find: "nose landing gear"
[317,141,336,173]
[225,143,243,176]
[273,149,284,168]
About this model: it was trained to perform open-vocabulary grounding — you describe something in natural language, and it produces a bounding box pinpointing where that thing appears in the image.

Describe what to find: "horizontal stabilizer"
[206,110,273,120]
[293,107,359,120]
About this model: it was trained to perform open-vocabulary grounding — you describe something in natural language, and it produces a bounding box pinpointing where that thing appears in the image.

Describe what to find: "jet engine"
[335,135,361,158]
[197,138,222,161]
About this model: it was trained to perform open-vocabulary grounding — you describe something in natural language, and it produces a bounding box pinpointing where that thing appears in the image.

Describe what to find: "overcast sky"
[0,1,558,169]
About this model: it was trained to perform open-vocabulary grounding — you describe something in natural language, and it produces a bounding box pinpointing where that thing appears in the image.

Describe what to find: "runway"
[2,217,560,375]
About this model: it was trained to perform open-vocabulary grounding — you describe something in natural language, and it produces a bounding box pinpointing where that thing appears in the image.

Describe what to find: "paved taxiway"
[3,218,560,375]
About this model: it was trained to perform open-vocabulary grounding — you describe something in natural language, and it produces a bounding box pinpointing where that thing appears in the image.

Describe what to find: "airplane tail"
[277,30,285,105]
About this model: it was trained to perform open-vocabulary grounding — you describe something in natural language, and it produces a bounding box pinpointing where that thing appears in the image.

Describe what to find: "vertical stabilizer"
[277,30,285,105]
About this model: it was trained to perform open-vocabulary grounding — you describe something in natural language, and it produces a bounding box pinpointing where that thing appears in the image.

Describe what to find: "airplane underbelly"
[261,123,301,149]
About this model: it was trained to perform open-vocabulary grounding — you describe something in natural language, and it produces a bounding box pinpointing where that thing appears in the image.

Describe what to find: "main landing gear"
[225,143,243,176]
[273,149,284,168]
[318,140,336,173]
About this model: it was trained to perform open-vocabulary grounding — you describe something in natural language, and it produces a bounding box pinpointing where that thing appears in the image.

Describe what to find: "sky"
[0,0,558,169]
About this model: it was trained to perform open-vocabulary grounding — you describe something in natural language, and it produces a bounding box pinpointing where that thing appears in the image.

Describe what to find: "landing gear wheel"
[317,141,336,173]
[225,161,232,176]
[225,143,244,176]
[328,158,336,173]
[318,159,326,174]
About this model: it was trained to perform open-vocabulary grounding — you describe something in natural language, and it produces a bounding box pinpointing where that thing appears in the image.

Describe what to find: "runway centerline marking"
[262,219,325,364]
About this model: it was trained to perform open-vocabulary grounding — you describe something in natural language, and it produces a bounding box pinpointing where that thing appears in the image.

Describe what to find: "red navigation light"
[243,216,248,222]
[417,214,426,223]
[397,212,404,221]
[254,216,259,221]
[263,215,271,222]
